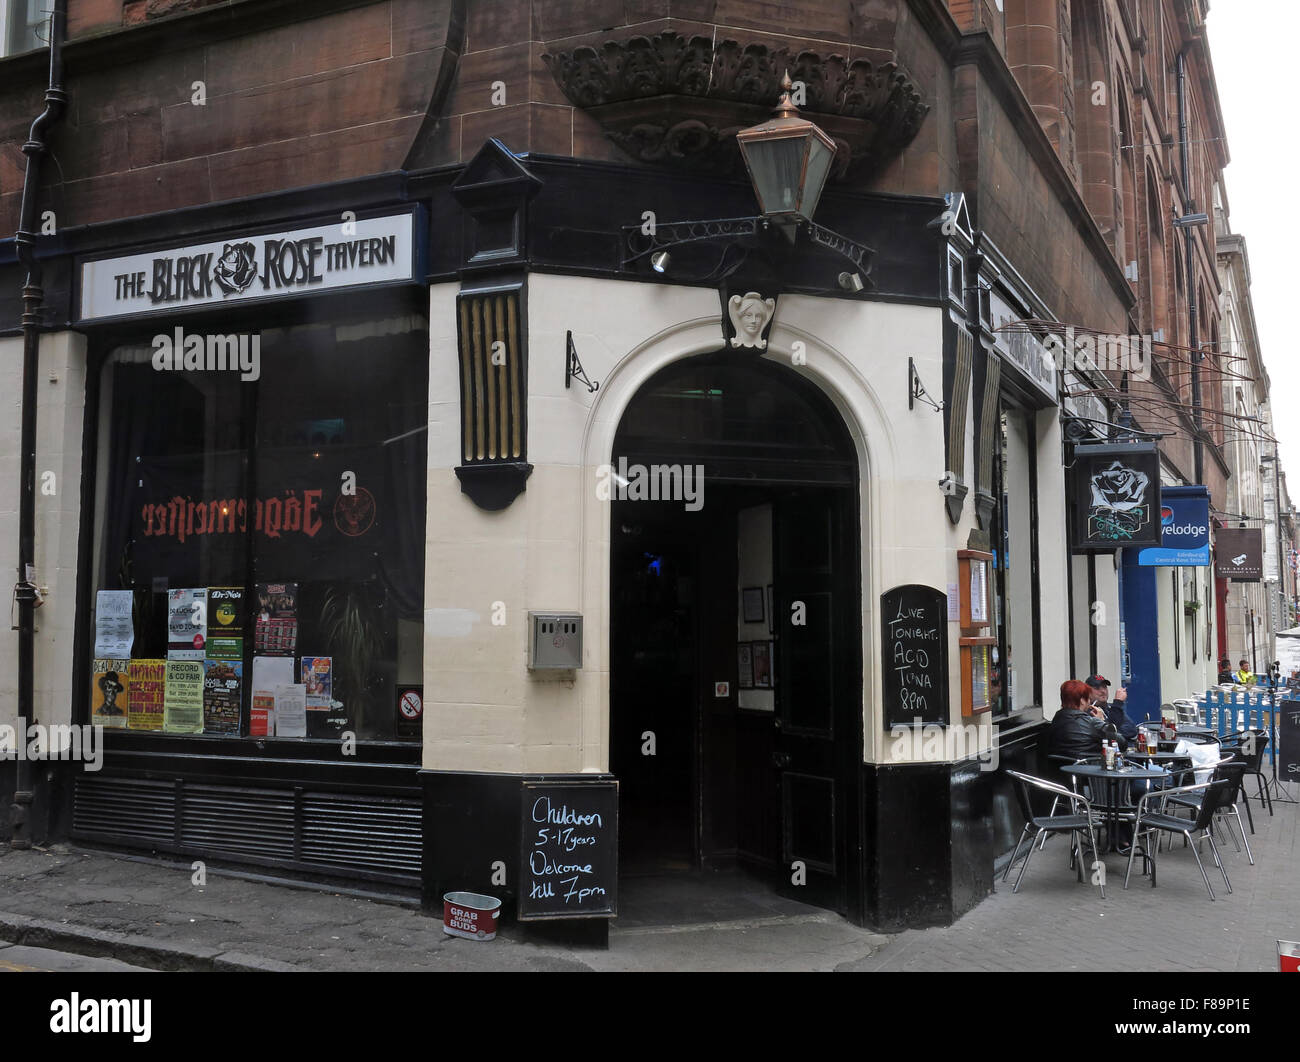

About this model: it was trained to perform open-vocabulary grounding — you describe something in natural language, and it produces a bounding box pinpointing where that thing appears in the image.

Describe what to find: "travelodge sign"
[1133,485,1211,567]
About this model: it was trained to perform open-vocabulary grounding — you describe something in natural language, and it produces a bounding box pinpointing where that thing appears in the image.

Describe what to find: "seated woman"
[1045,679,1114,762]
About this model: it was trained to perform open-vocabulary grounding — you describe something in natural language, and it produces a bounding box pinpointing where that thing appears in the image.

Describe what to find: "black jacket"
[1101,700,1137,745]
[1045,706,1115,762]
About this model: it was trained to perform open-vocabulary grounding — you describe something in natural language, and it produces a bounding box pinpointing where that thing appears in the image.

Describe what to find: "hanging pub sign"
[1215,527,1264,581]
[1130,484,1211,567]
[1070,443,1161,552]
[78,210,418,323]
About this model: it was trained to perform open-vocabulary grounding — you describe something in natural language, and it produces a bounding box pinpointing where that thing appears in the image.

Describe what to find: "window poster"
[301,656,332,710]
[203,659,243,734]
[274,684,308,737]
[251,693,275,737]
[252,655,295,700]
[255,583,298,657]
[91,659,131,728]
[128,659,166,731]
[206,587,245,660]
[93,590,135,658]
[163,659,205,733]
[167,587,207,660]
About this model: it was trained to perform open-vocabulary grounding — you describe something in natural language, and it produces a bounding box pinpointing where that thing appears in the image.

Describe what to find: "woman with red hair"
[1045,679,1113,761]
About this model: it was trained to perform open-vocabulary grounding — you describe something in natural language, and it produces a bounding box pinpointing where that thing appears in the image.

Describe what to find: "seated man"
[1235,659,1256,686]
[1218,658,1235,684]
[1085,675,1136,751]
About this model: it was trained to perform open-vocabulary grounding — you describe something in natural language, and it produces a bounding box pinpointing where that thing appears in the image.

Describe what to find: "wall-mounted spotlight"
[650,250,671,273]
[1173,212,1209,228]
[838,271,864,293]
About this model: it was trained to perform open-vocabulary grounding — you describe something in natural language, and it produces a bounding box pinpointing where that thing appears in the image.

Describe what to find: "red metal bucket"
[443,892,501,941]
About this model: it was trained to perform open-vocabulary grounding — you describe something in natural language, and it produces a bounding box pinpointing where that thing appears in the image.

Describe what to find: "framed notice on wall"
[960,636,997,717]
[958,550,993,634]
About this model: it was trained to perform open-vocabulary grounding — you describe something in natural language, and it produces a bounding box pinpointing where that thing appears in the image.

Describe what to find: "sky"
[1204,3,1297,490]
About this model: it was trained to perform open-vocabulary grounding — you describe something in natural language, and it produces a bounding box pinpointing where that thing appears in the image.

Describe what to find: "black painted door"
[772,487,861,915]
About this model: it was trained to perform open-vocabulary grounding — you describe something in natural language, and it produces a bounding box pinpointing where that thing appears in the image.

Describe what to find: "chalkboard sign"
[519,780,618,920]
[882,584,949,728]
[1279,698,1300,784]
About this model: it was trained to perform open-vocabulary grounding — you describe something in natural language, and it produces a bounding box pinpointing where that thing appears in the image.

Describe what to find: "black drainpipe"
[10,0,68,849]
[1176,46,1203,487]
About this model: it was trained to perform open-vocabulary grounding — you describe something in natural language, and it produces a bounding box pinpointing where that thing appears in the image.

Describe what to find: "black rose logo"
[1090,460,1148,511]
[213,242,257,296]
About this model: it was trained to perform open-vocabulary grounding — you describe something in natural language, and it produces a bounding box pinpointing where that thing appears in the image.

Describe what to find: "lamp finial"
[773,70,799,119]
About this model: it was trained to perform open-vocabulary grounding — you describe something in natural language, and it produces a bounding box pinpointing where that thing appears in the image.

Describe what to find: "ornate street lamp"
[736,73,837,237]
[619,72,873,292]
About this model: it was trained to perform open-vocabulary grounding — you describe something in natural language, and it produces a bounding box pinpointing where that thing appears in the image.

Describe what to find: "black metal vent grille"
[75,777,176,846]
[73,776,421,884]
[180,786,296,861]
[301,795,422,874]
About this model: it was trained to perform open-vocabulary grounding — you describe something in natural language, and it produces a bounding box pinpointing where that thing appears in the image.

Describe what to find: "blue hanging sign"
[1130,485,1211,566]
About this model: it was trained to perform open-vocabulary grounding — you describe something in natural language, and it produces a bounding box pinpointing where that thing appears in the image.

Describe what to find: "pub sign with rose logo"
[1070,443,1162,552]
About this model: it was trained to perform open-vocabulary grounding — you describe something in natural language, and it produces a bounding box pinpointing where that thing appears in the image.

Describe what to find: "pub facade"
[0,0,1228,936]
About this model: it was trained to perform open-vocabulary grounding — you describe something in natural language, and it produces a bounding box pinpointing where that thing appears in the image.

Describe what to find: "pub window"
[3,0,43,56]
[89,312,428,747]
[989,401,1040,715]
[948,250,964,306]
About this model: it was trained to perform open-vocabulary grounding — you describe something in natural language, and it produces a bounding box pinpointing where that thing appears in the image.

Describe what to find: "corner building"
[0,0,1238,936]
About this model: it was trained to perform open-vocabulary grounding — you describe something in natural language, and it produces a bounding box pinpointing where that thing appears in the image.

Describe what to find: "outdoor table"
[1122,750,1190,763]
[1062,763,1167,853]
[1177,726,1214,736]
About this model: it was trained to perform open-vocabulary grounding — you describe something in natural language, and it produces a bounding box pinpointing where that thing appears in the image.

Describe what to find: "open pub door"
[772,486,862,917]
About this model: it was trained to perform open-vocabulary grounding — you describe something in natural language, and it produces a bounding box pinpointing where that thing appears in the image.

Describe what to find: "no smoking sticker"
[399,690,422,719]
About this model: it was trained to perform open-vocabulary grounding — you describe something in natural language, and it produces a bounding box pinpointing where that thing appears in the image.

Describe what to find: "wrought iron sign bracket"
[565,330,599,393]
[909,358,943,412]
[622,215,875,288]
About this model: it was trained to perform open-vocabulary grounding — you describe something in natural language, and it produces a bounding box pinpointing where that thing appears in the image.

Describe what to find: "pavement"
[0,785,1294,972]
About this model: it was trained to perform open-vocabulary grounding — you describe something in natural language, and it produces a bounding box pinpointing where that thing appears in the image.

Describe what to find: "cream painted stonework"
[423,274,1022,773]
[0,332,87,732]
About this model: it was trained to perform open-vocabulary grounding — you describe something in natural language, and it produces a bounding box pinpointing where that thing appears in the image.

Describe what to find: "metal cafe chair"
[1039,754,1101,848]
[1163,760,1254,865]
[1220,728,1272,818]
[1124,779,1234,900]
[1004,770,1106,899]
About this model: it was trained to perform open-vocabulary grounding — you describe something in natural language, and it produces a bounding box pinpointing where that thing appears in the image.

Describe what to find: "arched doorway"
[609,351,864,919]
